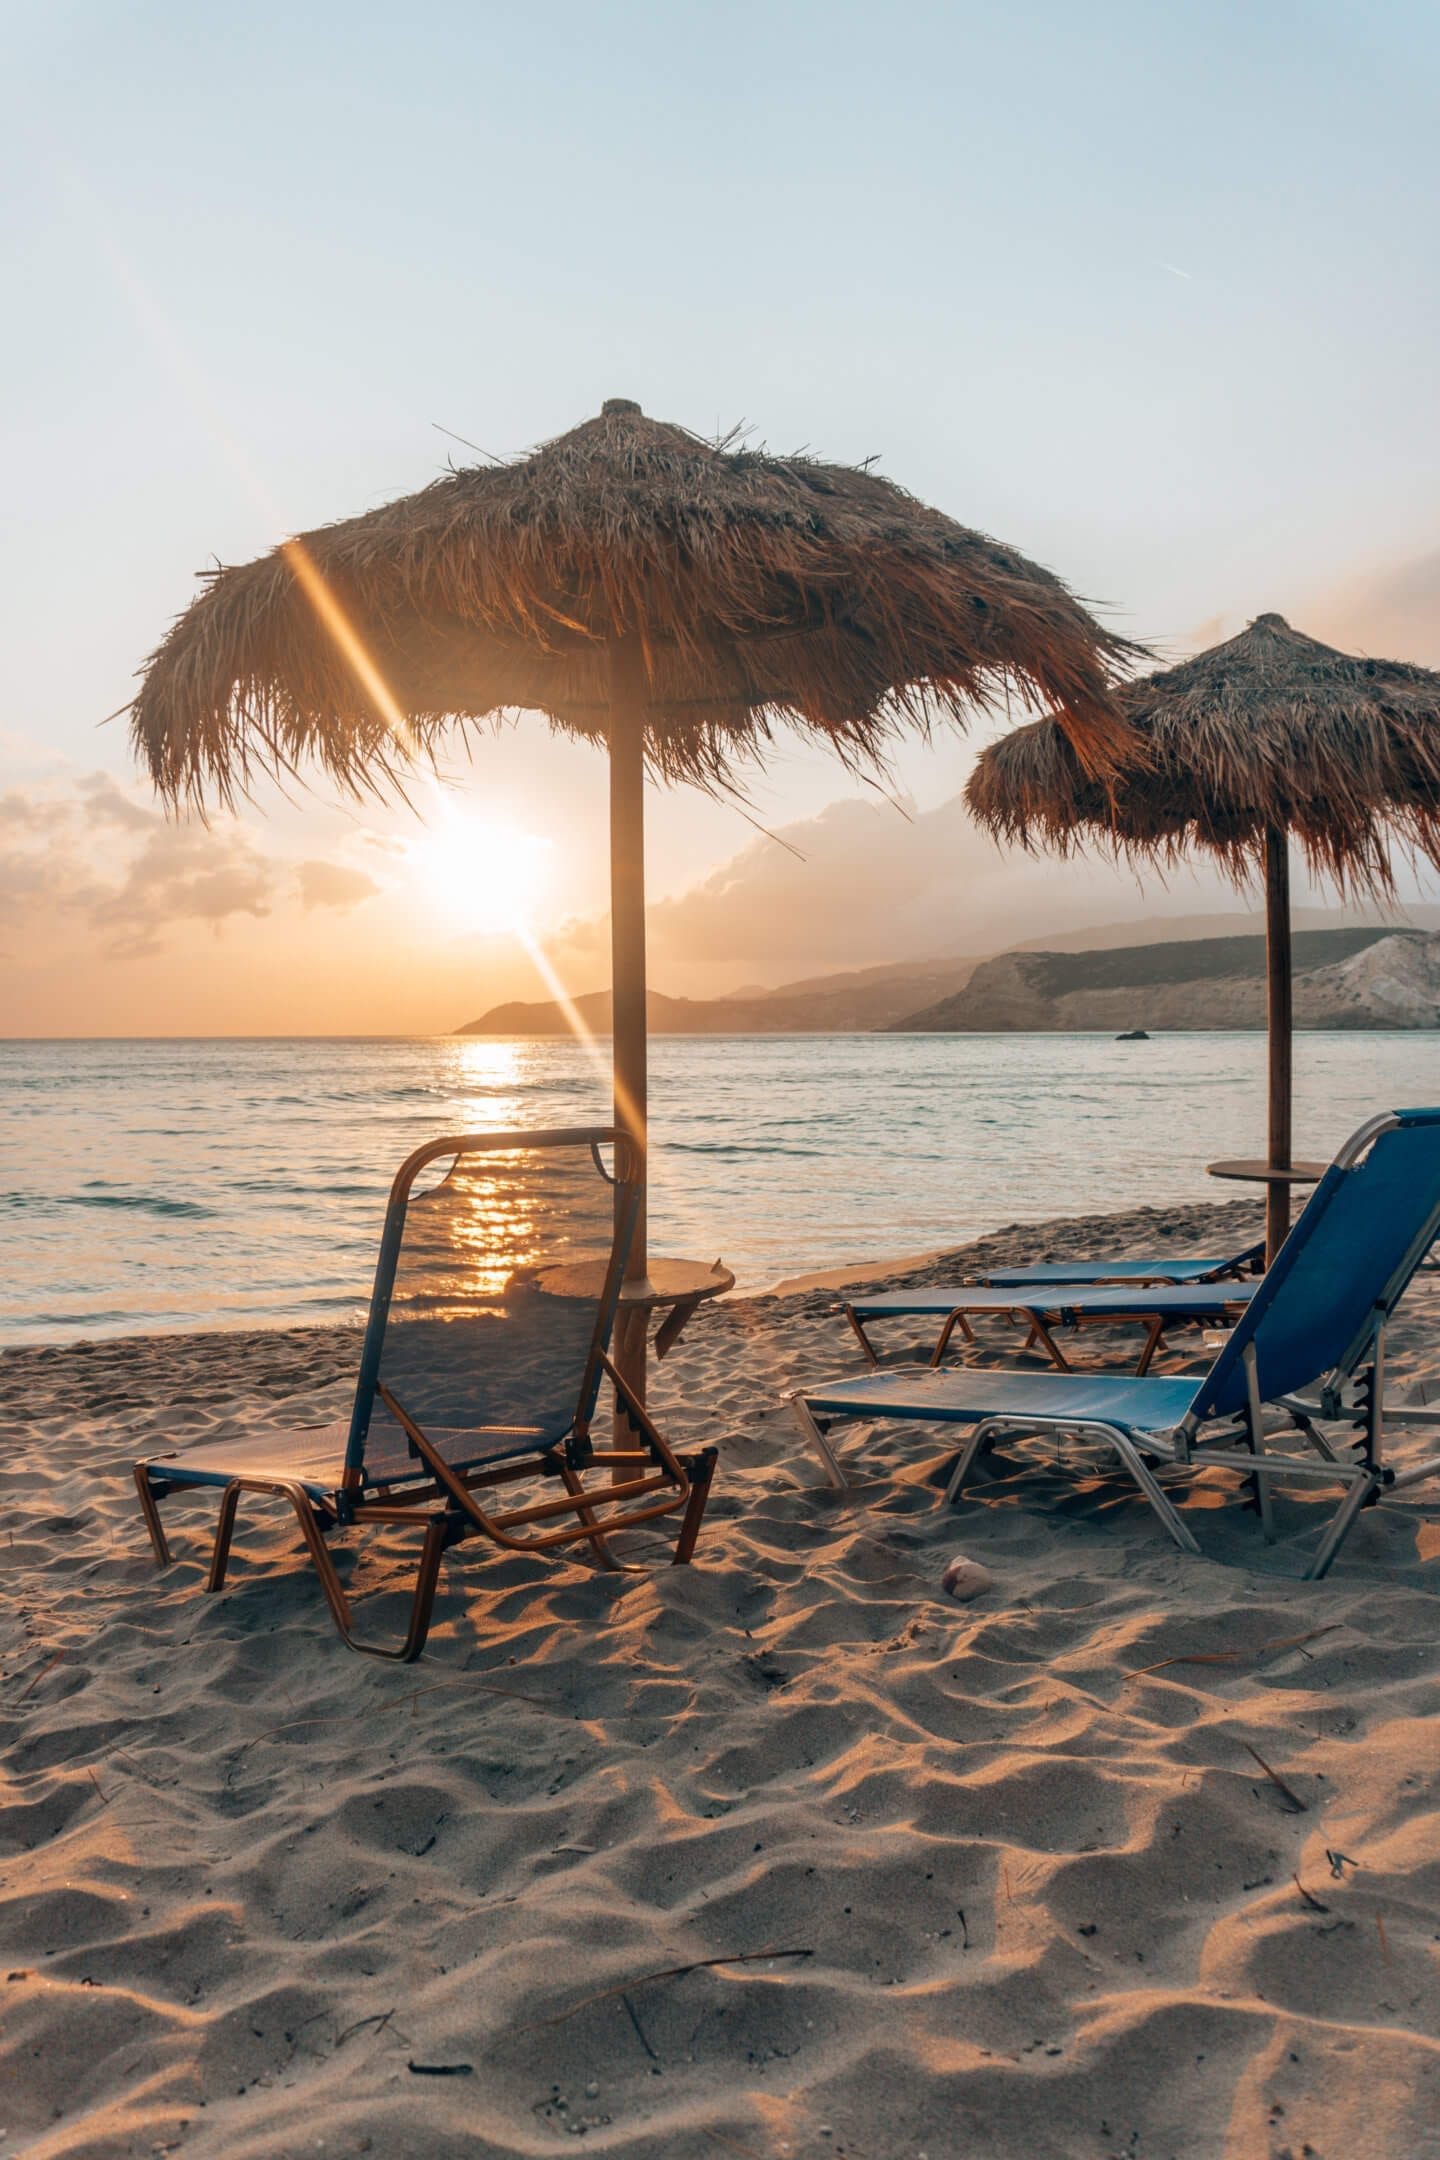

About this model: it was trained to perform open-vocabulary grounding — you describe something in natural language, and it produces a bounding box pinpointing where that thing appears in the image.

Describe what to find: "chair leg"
[1256,1456,1277,1542]
[187,1474,419,1651]
[1388,1451,1440,1492]
[1027,1316,1072,1373]
[944,1422,994,1506]
[281,1487,355,1636]
[339,1513,453,1662]
[394,1516,450,1660]
[206,1484,242,1592]
[288,1481,454,1661]
[1135,1318,1166,1376]
[789,1397,848,1489]
[1297,1417,1341,1464]
[930,1311,980,1367]
[1239,1433,1278,1541]
[133,1465,172,1566]
[844,1306,880,1368]
[1239,1342,1277,1539]
[1105,1429,1202,1555]
[672,1448,717,1564]
[555,1457,631,1570]
[1303,1471,1380,1581]
[293,1508,457,1663]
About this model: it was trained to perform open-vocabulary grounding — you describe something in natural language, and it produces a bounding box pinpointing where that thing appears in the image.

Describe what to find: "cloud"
[1178,612,1227,654]
[94,824,274,957]
[553,911,606,956]
[76,772,162,831]
[1309,546,1440,668]
[0,788,73,834]
[592,789,1243,988]
[297,858,382,910]
[0,771,277,960]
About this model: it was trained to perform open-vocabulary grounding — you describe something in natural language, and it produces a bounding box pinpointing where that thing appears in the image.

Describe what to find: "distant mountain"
[890,928,1436,1032]
[1006,905,1440,953]
[457,907,1440,1036]
[457,956,979,1035]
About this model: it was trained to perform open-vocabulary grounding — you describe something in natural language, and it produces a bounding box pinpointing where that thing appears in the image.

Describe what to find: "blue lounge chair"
[976,1242,1263,1289]
[843,1280,1259,1374]
[791,1110,1440,1577]
[134,1128,717,1659]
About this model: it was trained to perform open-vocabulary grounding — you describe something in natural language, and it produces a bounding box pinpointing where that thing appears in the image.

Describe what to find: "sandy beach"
[2,1193,1438,2160]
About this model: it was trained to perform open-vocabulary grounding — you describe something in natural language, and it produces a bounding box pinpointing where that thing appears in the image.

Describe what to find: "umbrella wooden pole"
[608,634,650,1446]
[1264,824,1293,1266]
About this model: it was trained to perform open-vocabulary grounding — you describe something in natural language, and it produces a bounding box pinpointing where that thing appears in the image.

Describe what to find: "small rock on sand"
[942,1554,994,1601]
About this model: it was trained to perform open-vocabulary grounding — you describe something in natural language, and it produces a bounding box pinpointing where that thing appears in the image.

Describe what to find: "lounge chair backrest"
[343,1128,639,1478]
[1189,1109,1440,1421]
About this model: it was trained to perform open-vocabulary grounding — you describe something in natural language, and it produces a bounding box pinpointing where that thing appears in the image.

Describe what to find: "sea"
[2,1031,1437,1345]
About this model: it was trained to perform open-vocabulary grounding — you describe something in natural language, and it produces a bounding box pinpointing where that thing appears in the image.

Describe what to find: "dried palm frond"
[130,399,1140,808]
[966,613,1440,896]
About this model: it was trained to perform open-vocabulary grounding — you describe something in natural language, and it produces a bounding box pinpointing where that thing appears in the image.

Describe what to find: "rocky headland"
[891,927,1440,1031]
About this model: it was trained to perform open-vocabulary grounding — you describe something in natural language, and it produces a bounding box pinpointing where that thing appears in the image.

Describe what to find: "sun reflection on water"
[395,1150,606,1308]
[445,1036,526,1125]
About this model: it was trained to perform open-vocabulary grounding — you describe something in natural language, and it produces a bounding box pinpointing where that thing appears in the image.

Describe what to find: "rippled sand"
[2,1196,1438,2158]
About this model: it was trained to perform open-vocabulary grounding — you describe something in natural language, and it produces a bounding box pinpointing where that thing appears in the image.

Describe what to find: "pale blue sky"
[4,1,1439,1027]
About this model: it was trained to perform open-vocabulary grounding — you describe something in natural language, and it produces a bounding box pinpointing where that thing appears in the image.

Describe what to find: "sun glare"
[414,814,551,934]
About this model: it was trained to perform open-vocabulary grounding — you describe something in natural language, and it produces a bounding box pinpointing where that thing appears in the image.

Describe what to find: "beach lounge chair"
[843,1280,1259,1374]
[790,1110,1440,1577]
[134,1128,717,1659]
[975,1241,1263,1289]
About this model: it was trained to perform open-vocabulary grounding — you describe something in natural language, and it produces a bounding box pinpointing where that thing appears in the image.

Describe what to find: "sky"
[3,0,1439,1033]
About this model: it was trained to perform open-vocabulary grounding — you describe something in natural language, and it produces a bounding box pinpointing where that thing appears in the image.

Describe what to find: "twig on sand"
[16,1650,65,1701]
[1242,1742,1308,1812]
[620,1992,658,2061]
[1124,1626,1339,1681]
[408,2061,473,2077]
[85,1766,108,1806]
[700,2127,764,2159]
[518,1947,814,2034]
[1292,1874,1329,1913]
[334,2009,396,2049]
[1376,1913,1393,1965]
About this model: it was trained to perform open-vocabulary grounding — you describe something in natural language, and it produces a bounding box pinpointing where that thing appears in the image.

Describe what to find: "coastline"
[3,1194,1438,2157]
[10,1030,1440,1346]
[764,1249,945,1297]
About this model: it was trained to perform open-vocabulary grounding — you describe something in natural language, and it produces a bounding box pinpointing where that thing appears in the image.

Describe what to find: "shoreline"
[764,1247,945,1297]
[1,1193,1272,1359]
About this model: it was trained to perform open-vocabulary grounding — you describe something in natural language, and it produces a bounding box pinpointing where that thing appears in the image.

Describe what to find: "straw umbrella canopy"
[130,397,1136,1351]
[966,611,1440,1260]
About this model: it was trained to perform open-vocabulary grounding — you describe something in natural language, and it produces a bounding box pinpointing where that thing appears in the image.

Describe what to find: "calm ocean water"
[1,1032,1437,1345]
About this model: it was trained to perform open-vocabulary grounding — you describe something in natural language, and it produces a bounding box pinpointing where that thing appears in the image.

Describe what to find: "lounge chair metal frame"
[974,1241,1264,1290]
[791,1111,1440,1578]
[135,1128,717,1659]
[842,1282,1257,1376]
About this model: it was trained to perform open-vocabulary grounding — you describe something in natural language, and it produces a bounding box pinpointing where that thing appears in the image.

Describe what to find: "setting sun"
[412,812,551,934]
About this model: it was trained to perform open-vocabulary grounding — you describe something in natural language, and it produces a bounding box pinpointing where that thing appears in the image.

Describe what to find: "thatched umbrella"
[967,611,1440,1261]
[131,397,1135,1381]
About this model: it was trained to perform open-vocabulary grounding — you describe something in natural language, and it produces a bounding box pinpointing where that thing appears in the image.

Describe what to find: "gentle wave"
[2,1031,1437,1344]
[4,1192,218,1220]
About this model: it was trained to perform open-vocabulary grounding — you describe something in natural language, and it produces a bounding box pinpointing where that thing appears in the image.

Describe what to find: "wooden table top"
[535,1256,735,1306]
[1205,1157,1329,1185]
